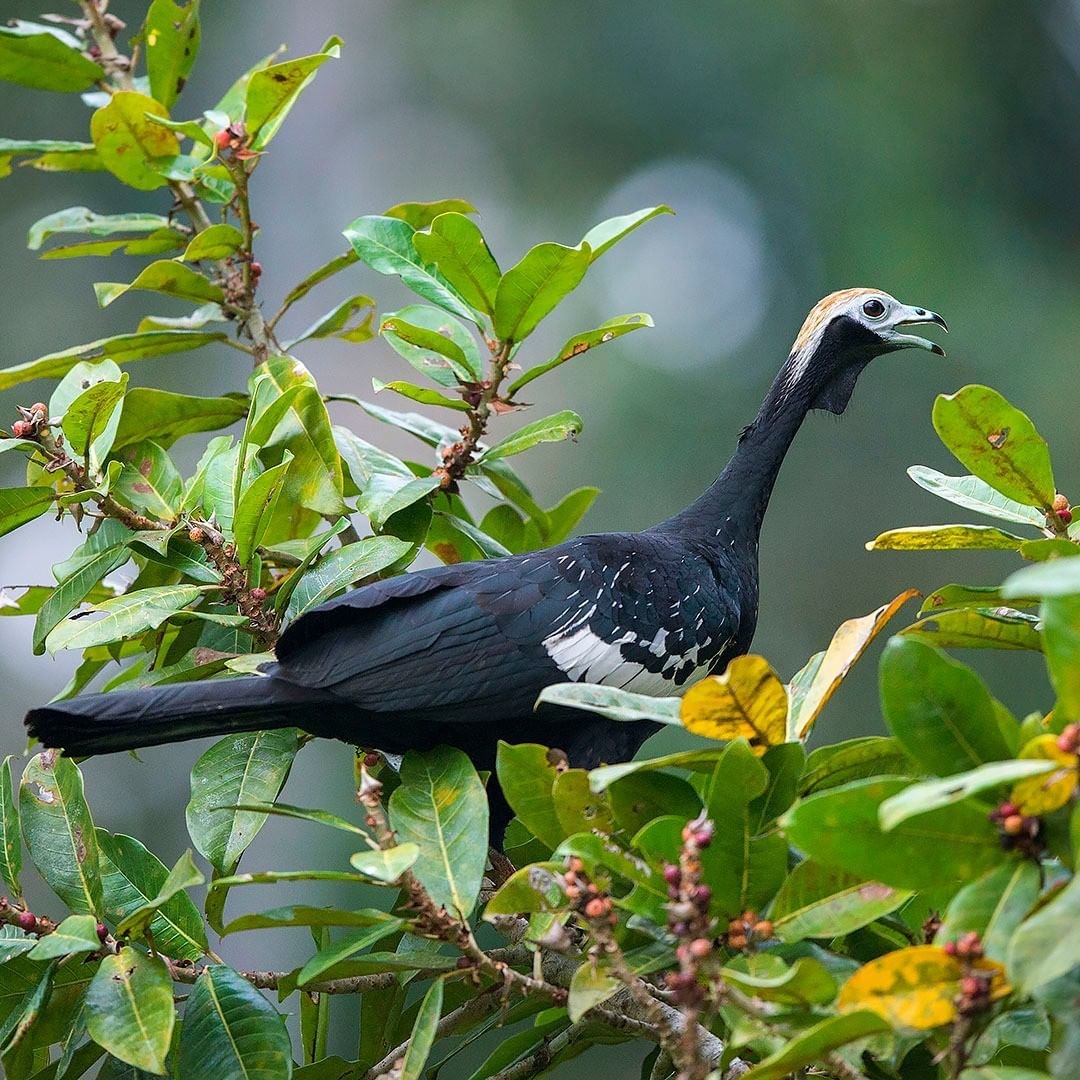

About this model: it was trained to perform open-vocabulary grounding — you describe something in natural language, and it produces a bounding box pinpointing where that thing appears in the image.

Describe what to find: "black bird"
[26,289,945,800]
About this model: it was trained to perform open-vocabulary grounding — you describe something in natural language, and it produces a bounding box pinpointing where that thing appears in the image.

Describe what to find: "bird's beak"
[884,304,949,356]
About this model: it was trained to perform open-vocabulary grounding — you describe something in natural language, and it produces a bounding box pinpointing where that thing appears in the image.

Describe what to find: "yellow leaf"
[836,945,1009,1032]
[681,654,787,754]
[1011,734,1079,815]
[787,590,919,740]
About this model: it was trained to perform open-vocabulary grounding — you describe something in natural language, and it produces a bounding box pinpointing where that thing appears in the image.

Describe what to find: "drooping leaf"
[866,524,1027,551]
[681,654,787,752]
[907,465,1047,527]
[222,905,395,936]
[0,758,21,899]
[27,207,174,251]
[283,294,375,349]
[91,92,180,190]
[143,0,201,109]
[495,742,565,849]
[373,378,470,411]
[588,747,727,792]
[536,683,681,724]
[19,752,101,915]
[938,861,1041,962]
[388,747,488,916]
[481,410,585,460]
[0,21,104,92]
[412,212,501,318]
[85,948,174,1075]
[379,307,480,385]
[493,242,591,342]
[179,964,292,1080]
[245,37,342,149]
[836,945,1008,1032]
[787,589,918,739]
[933,385,1056,511]
[579,205,673,261]
[95,260,224,309]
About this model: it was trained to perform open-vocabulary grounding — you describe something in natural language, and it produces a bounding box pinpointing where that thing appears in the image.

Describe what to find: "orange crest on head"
[790,288,883,356]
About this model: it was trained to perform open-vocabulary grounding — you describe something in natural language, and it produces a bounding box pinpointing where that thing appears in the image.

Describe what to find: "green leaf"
[228,801,368,838]
[880,638,1014,774]
[579,205,673,261]
[932,385,1056,510]
[799,736,912,795]
[552,769,614,838]
[482,410,583,461]
[1008,872,1080,993]
[1042,595,1080,720]
[181,223,243,261]
[1004,557,1080,599]
[45,584,205,652]
[27,913,101,960]
[0,758,21,899]
[542,486,600,545]
[27,207,174,251]
[0,21,103,92]
[97,831,207,961]
[39,228,185,260]
[373,378,470,411]
[234,454,292,566]
[484,862,566,919]
[0,487,54,540]
[0,958,56,1079]
[535,683,680,724]
[86,948,174,1075]
[276,250,357,313]
[91,92,180,191]
[781,777,1006,889]
[283,295,375,350]
[222,905,395,936]
[938,861,1041,962]
[496,742,565,849]
[493,242,591,342]
[114,849,204,940]
[62,373,128,467]
[379,307,481,384]
[179,964,292,1080]
[959,1070,1053,1080]
[879,760,1056,831]
[900,606,1042,651]
[401,980,443,1080]
[95,260,224,308]
[19,752,101,915]
[770,860,912,943]
[412,213,501,319]
[0,137,99,179]
[720,956,837,1006]
[348,845,420,883]
[609,771,701,837]
[740,1011,891,1080]
[866,524,1026,551]
[344,216,475,323]
[139,302,227,332]
[284,536,412,619]
[0,330,225,392]
[589,747,727,792]
[907,466,1047,527]
[296,919,405,986]
[245,37,342,150]
[507,314,653,395]
[389,748,488,916]
[113,389,246,451]
[146,112,214,148]
[385,198,478,229]
[186,729,298,874]
[568,962,618,1023]
[144,0,201,109]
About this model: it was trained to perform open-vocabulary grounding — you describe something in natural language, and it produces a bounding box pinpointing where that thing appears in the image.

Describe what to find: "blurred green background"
[0,0,1073,1070]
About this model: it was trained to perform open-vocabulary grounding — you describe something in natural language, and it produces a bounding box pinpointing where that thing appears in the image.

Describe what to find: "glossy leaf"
[412,212,501,318]
[0,757,21,898]
[113,389,247,451]
[938,861,1041,962]
[536,682,680,724]
[95,260,224,309]
[880,638,1014,775]
[781,777,1005,889]
[787,589,918,739]
[344,215,474,322]
[379,307,479,385]
[866,524,1026,551]
[589,747,726,792]
[91,92,179,190]
[181,223,243,261]
[62,373,128,468]
[284,294,375,349]
[245,37,342,149]
[284,536,412,619]
[0,487,54,540]
[27,207,173,251]
[226,800,368,838]
[0,21,103,92]
[114,848,204,939]
[374,378,470,411]
[401,979,444,1080]
[234,455,292,566]
[580,205,673,260]
[144,0,201,108]
[349,844,420,883]
[741,1011,891,1080]
[389,747,488,915]
[933,385,1055,510]
[493,242,591,341]
[19,752,101,915]
[837,945,1008,1031]
[186,729,299,874]
[481,410,583,461]
[296,919,405,986]
[1007,873,1080,993]
[771,860,912,942]
[908,465,1047,527]
[495,742,564,849]
[681,654,787,752]
[900,606,1042,651]
[27,913,101,960]
[86,948,174,1074]
[179,964,292,1080]
[508,313,654,395]
[720,956,837,1006]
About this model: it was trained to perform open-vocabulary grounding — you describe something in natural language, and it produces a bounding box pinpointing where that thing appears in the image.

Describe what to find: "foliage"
[0,5,1078,1080]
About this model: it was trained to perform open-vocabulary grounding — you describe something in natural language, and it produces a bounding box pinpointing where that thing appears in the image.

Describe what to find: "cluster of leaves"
[3,4,1079,1080]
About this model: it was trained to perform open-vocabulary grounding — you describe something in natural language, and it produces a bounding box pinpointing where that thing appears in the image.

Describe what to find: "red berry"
[942,941,958,956]
[96,922,108,943]
[688,937,712,959]
[662,864,681,887]
[997,802,1019,819]
[16,911,35,933]
[1058,509,1073,525]
[11,421,30,438]
[213,128,232,151]
[249,587,268,602]
[250,261,263,278]
[584,897,608,919]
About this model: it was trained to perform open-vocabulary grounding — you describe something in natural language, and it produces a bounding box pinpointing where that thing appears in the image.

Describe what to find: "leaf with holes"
[144,0,201,108]
[19,752,101,915]
[933,385,1056,510]
[552,768,614,838]
[681,654,787,752]
[91,91,179,190]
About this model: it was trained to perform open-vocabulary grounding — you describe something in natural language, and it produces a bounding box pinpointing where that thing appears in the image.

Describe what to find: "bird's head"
[781,288,948,415]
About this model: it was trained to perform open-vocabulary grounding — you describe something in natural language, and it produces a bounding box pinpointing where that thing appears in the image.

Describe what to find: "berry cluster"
[723,911,773,953]
[563,856,616,926]
[942,932,994,1017]
[1051,492,1073,527]
[988,801,1042,857]
[8,402,48,441]
[213,121,256,160]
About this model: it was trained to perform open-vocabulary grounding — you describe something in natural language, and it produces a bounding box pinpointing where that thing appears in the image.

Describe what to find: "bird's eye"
[862,298,886,319]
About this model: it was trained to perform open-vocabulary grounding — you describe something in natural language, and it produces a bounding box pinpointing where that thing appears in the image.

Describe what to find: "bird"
[26,288,945,829]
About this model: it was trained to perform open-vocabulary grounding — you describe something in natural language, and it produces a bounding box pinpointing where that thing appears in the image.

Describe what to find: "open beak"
[885,304,949,356]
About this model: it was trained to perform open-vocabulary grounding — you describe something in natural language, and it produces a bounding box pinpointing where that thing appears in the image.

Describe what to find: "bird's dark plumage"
[25,290,945,824]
